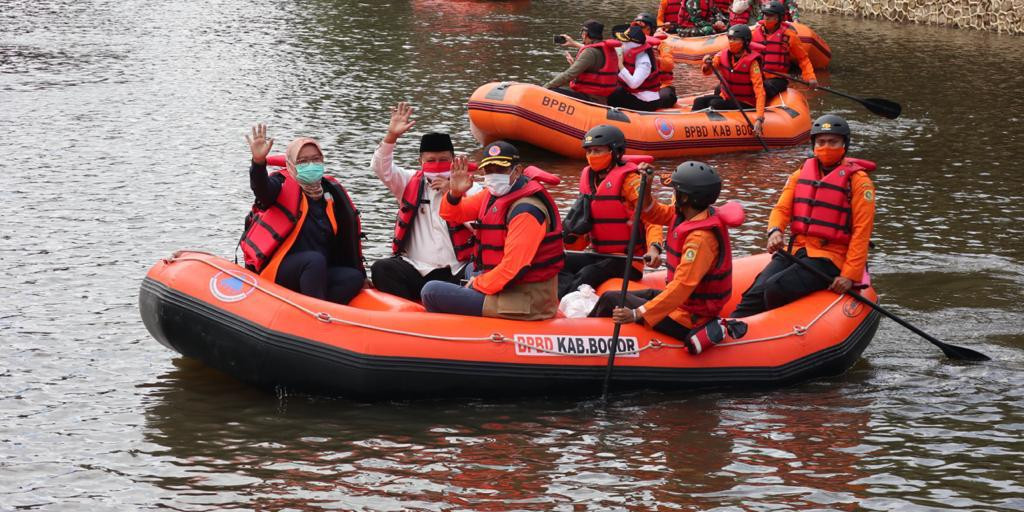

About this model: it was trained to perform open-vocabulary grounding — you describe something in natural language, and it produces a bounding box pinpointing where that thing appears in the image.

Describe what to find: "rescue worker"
[753,1,817,100]
[769,0,800,22]
[590,161,743,355]
[558,125,664,298]
[241,124,365,304]
[657,0,685,32]
[421,142,565,320]
[369,102,481,302]
[691,24,766,137]
[732,114,876,317]
[630,13,679,109]
[545,20,620,104]
[608,25,664,112]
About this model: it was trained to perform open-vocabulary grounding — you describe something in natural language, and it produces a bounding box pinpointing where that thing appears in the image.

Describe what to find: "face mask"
[728,41,744,54]
[424,171,451,183]
[421,160,452,174]
[814,146,845,167]
[586,152,614,171]
[764,18,779,30]
[295,162,325,185]
[483,173,513,196]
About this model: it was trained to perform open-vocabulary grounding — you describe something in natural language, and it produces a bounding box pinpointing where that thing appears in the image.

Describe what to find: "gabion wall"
[800,0,1023,34]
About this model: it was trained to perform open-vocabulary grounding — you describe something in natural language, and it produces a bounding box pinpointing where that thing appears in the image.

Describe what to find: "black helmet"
[762,1,787,16]
[582,125,627,156]
[633,12,656,30]
[810,114,851,145]
[726,24,752,43]
[669,161,721,209]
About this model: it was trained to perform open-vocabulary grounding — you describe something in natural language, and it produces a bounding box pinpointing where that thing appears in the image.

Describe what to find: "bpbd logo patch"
[655,117,674,140]
[209,272,258,302]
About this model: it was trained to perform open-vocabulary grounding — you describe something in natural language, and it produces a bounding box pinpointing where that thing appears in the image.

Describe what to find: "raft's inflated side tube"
[661,22,831,68]
[139,250,879,399]
[466,82,811,159]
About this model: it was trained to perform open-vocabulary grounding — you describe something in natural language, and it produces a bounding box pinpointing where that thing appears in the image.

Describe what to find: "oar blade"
[938,342,991,362]
[864,98,902,119]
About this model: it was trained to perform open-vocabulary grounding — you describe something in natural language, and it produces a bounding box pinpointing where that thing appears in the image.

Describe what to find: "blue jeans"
[276,251,364,305]
[421,281,486,316]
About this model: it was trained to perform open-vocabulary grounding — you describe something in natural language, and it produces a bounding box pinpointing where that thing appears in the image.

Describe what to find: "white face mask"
[483,173,513,196]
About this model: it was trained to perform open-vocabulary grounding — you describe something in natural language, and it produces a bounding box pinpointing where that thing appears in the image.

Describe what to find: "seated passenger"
[240,124,365,304]
[590,161,740,355]
[679,0,726,36]
[369,102,480,302]
[421,142,565,320]
[732,114,875,317]
[691,24,766,137]
[631,13,679,109]
[544,20,621,105]
[607,25,665,112]
[753,1,817,100]
[558,125,663,298]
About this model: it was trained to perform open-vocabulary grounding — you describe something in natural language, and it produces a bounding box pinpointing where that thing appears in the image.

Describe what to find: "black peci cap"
[419,132,454,153]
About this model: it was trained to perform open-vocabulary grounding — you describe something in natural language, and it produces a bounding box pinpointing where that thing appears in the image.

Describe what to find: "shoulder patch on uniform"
[684,248,697,262]
[864,190,874,201]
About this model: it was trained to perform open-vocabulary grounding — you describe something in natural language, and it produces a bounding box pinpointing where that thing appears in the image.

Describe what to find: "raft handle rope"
[165,254,845,357]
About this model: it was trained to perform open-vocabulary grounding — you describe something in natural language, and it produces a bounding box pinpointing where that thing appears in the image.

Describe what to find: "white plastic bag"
[558,284,600,318]
[732,0,750,13]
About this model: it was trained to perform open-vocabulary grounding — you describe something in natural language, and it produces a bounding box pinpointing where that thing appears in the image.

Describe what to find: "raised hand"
[245,123,274,164]
[428,176,450,194]
[384,102,417,144]
[447,155,474,198]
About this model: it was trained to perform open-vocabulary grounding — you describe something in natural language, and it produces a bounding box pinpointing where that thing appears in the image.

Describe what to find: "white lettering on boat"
[513,334,640,357]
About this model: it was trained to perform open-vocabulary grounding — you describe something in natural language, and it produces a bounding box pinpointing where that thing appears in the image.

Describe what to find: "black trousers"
[370,256,461,302]
[691,94,754,112]
[764,77,788,101]
[607,88,662,112]
[731,248,840,318]
[276,251,364,305]
[589,288,694,340]
[557,252,643,298]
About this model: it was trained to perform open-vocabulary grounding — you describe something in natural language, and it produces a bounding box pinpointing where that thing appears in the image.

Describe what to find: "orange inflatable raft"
[139,251,879,398]
[467,81,811,159]
[661,22,831,68]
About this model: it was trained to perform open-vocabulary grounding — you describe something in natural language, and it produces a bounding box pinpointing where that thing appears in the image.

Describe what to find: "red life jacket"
[679,0,712,28]
[664,205,738,318]
[712,0,731,16]
[621,43,664,94]
[392,171,475,262]
[474,168,565,285]
[580,161,647,256]
[715,46,764,106]
[570,40,621,98]
[241,169,364,274]
[730,8,752,26]
[752,21,795,74]
[662,0,684,26]
[791,157,876,245]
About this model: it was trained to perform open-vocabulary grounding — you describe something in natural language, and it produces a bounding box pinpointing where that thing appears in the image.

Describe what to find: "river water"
[2,0,1022,509]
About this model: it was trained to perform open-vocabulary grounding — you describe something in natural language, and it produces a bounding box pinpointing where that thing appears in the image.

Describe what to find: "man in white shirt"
[607,25,663,112]
[369,102,480,302]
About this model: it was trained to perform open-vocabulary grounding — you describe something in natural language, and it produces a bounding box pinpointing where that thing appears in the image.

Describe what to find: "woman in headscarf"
[239,123,365,304]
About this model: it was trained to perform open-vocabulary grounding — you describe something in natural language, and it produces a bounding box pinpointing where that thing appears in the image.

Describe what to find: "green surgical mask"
[295,162,324,185]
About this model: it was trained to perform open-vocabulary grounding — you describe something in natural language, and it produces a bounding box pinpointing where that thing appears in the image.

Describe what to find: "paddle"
[708,62,771,151]
[777,250,990,362]
[765,70,902,119]
[601,166,655,398]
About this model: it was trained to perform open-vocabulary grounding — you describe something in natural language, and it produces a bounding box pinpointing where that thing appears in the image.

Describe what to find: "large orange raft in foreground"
[468,82,811,159]
[139,251,879,399]
[661,22,832,68]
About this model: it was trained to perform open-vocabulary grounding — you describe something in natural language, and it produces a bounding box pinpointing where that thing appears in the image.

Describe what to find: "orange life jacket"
[752,20,796,74]
[570,40,621,98]
[715,46,764,106]
[791,157,876,245]
[621,43,664,94]
[579,161,647,256]
[474,168,565,284]
[241,169,364,277]
[664,206,735,318]
[392,171,475,262]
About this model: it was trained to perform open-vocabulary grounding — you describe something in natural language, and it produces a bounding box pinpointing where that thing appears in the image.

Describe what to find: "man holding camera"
[544,20,620,104]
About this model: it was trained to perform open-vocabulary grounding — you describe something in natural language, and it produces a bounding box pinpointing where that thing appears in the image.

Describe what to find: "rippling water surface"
[1,0,1022,509]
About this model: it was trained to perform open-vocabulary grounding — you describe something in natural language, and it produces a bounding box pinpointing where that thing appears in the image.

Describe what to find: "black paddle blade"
[863,98,902,119]
[937,342,991,362]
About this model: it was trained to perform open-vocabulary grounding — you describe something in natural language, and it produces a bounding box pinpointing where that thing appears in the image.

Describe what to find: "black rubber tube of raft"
[602,166,655,398]
[709,63,770,151]
[777,250,990,362]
